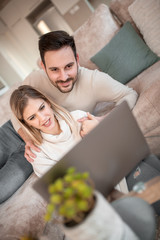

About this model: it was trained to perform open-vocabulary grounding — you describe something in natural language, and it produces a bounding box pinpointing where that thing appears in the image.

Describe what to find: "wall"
[0,0,104,90]
[0,0,43,87]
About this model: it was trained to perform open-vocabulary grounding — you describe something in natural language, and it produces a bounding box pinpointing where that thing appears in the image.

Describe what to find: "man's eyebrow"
[66,62,74,66]
[48,62,75,70]
[48,66,58,70]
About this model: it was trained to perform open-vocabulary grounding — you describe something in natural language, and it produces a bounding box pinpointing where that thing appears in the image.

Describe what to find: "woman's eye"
[29,116,35,121]
[40,104,45,110]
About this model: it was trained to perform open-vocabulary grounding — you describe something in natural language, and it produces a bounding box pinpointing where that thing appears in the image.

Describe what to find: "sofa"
[0,0,160,239]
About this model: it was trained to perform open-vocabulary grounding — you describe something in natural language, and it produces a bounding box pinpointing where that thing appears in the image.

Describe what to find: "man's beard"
[55,78,76,93]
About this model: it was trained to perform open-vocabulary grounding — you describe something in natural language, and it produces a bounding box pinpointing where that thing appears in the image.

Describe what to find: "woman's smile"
[42,118,52,127]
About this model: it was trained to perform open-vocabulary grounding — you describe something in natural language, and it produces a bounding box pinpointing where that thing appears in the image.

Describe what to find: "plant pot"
[62,191,138,240]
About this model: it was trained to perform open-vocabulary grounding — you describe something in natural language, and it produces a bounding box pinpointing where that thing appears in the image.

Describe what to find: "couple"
[10,30,138,177]
[11,30,138,166]
[9,30,139,239]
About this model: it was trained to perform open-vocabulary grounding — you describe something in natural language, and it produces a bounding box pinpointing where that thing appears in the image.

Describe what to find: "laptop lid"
[33,101,150,202]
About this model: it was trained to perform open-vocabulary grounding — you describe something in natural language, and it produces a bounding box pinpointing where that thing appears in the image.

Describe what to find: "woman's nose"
[37,112,45,122]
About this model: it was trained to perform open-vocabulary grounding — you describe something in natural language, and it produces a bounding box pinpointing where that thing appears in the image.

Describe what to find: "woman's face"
[23,98,56,134]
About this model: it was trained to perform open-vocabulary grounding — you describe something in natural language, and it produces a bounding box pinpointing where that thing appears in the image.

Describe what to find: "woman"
[10,85,98,177]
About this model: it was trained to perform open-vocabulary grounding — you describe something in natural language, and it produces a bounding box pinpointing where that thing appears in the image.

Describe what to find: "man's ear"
[76,53,79,64]
[40,61,46,71]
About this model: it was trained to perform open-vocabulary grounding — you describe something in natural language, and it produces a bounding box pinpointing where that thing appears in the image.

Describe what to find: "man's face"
[41,46,79,93]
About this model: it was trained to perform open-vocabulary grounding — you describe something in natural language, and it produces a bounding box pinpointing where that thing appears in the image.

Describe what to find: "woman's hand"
[24,139,41,163]
[78,112,99,137]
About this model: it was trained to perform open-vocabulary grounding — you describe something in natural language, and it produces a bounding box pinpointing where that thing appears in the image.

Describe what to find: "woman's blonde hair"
[10,85,80,145]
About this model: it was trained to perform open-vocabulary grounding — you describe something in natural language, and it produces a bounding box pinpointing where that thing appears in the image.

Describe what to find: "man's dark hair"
[39,30,77,66]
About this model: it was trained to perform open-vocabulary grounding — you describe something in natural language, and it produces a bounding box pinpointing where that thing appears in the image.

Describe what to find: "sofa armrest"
[127,60,160,95]
[128,61,160,134]
[126,61,160,156]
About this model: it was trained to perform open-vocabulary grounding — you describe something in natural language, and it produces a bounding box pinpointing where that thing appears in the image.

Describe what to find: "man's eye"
[51,68,58,72]
[66,64,72,69]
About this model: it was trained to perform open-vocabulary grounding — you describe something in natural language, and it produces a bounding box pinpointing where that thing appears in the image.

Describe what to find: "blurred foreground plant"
[45,167,95,225]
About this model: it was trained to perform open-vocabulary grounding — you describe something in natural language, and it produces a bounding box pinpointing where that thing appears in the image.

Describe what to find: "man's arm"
[91,69,138,110]
[18,128,41,163]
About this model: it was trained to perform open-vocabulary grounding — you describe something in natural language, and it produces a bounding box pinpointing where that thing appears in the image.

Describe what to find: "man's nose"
[59,70,68,81]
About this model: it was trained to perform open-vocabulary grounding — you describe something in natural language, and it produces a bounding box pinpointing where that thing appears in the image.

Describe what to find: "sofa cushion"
[109,0,139,33]
[0,120,33,203]
[73,4,119,70]
[90,22,159,84]
[128,0,160,57]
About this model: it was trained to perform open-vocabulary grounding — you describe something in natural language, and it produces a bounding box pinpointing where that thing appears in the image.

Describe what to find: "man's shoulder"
[79,66,97,75]
[78,66,99,83]
[23,69,48,85]
[78,66,107,88]
[78,66,105,79]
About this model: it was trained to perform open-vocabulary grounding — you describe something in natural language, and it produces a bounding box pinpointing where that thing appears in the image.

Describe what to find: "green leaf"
[44,212,52,222]
[77,199,89,211]
[47,203,55,213]
[67,167,76,174]
[54,179,63,191]
[64,175,74,182]
[82,172,89,179]
[50,194,62,204]
[63,187,74,198]
[48,183,56,194]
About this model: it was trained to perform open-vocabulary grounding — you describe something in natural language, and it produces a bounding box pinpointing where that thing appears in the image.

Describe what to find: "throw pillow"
[90,22,159,84]
[73,4,119,70]
[128,0,160,57]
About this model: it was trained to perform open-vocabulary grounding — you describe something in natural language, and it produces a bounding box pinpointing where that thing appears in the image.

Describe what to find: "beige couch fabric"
[74,4,119,70]
[128,0,160,57]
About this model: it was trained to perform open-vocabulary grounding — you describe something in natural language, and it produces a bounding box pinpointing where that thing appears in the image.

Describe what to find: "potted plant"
[45,167,94,226]
[44,167,137,240]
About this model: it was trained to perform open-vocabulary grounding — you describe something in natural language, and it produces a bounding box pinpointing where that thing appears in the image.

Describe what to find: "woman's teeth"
[44,120,49,126]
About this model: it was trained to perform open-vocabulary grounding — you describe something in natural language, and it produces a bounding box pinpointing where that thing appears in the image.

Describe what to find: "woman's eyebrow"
[27,102,44,120]
[39,102,44,110]
[27,114,34,120]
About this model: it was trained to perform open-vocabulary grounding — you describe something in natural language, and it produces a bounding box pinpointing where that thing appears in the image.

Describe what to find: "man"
[11,31,138,162]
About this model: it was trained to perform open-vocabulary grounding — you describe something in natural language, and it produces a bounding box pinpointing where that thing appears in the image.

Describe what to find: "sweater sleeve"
[70,110,87,120]
[31,150,58,178]
[91,69,138,110]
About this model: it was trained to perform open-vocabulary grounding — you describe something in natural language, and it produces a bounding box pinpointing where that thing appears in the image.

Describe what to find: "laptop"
[33,101,150,202]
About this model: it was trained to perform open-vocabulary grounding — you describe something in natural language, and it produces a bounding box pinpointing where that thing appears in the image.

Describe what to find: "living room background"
[0,0,111,95]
